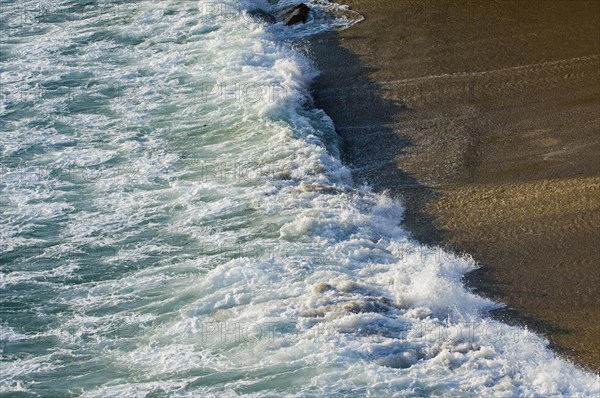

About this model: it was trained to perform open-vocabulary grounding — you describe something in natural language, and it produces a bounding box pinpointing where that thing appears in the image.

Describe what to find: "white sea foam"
[0,0,598,396]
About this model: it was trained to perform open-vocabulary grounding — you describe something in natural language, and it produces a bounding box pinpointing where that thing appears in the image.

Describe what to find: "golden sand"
[309,0,600,371]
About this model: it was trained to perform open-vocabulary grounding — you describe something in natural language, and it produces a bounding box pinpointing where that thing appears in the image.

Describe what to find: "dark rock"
[282,3,310,26]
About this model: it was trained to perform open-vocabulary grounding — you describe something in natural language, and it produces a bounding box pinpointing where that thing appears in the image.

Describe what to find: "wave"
[0,1,597,396]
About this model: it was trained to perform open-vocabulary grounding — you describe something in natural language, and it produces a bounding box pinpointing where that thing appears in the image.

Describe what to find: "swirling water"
[0,1,598,396]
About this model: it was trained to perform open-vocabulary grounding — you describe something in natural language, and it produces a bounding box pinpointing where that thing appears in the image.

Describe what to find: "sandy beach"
[309,0,600,371]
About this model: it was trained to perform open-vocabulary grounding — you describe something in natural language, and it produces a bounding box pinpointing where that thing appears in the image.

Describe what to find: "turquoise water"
[0,1,598,396]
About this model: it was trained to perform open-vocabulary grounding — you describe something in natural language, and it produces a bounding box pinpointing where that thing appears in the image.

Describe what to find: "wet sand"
[308,0,600,371]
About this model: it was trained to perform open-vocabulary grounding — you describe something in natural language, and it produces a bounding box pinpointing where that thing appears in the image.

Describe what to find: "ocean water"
[0,1,598,397]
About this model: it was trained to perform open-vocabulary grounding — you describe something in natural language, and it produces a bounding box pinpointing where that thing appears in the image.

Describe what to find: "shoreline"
[308,0,600,372]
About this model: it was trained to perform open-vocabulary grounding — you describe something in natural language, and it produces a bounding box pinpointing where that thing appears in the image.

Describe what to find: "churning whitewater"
[0,0,598,396]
